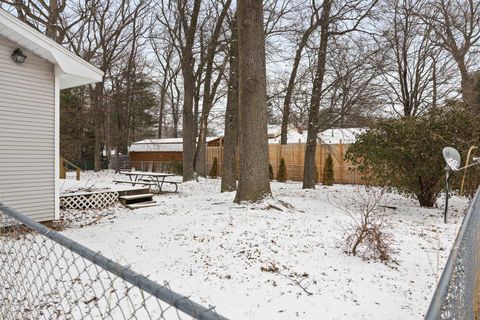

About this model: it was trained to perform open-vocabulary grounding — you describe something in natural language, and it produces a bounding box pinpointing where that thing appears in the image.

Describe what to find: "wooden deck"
[59,179,150,210]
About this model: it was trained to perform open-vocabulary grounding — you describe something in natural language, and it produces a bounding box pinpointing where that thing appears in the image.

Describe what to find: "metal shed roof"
[0,9,103,89]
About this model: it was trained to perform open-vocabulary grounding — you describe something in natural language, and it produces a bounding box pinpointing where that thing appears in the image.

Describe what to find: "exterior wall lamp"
[11,48,27,63]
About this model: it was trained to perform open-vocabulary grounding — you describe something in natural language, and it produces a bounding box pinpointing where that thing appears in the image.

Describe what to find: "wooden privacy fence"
[206,143,364,185]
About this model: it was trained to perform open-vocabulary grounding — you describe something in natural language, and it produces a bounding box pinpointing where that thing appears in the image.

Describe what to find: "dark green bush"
[346,107,480,207]
[172,160,183,175]
[323,154,334,186]
[277,158,287,182]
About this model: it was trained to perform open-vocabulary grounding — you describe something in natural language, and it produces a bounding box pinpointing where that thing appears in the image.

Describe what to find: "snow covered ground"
[62,170,468,319]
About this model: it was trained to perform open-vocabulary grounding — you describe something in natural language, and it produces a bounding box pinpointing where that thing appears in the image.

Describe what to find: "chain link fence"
[0,204,227,320]
[425,187,480,319]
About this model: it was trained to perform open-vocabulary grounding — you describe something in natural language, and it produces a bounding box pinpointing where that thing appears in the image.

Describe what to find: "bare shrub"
[334,187,395,262]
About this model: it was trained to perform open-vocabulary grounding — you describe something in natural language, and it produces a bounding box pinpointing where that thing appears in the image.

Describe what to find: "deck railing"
[60,157,82,180]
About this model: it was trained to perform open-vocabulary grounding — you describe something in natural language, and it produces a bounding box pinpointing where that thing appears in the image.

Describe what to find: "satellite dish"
[443,147,461,171]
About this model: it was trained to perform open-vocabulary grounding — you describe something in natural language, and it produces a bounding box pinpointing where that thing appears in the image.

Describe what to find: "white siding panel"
[0,35,55,222]
[0,106,55,118]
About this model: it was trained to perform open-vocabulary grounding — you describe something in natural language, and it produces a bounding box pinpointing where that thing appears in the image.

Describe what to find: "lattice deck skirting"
[60,192,119,210]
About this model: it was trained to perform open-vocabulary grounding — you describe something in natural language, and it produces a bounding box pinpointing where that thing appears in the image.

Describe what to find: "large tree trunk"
[182,57,196,181]
[234,0,271,203]
[193,89,200,137]
[171,82,180,138]
[303,0,332,189]
[45,0,61,42]
[432,55,437,109]
[457,59,476,109]
[426,0,480,112]
[179,0,202,182]
[221,15,239,192]
[194,117,208,176]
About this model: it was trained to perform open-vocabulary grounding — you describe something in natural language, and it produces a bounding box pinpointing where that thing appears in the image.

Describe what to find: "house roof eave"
[0,9,103,89]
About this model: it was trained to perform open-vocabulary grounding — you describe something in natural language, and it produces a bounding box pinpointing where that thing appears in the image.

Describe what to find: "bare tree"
[303,0,333,189]
[177,0,202,181]
[66,0,150,171]
[110,9,151,171]
[422,0,480,110]
[157,0,202,181]
[169,78,183,138]
[234,0,271,202]
[280,7,321,144]
[150,23,181,139]
[320,37,382,127]
[379,0,440,117]
[194,0,232,176]
[303,0,379,189]
[3,0,70,43]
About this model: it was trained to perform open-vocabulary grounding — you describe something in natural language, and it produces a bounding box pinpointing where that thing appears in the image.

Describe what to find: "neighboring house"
[129,127,366,166]
[0,9,103,222]
[318,128,367,144]
[268,127,367,144]
[129,137,222,163]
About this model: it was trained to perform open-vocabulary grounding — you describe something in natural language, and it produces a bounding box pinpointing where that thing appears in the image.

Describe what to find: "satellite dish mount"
[442,147,480,223]
[442,147,461,223]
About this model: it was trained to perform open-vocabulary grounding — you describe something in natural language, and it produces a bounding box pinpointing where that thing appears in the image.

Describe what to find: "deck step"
[126,201,159,209]
[119,193,154,206]
[117,188,150,197]
[119,193,154,201]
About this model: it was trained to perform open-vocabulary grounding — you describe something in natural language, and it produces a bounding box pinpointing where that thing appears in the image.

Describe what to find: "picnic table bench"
[114,171,180,193]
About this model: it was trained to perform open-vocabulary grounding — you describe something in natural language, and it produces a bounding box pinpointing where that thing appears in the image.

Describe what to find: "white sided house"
[0,9,102,222]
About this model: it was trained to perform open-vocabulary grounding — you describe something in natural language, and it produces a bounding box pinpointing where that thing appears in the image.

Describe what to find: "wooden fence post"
[339,143,345,184]
[318,144,322,183]
[298,144,302,180]
[220,138,224,175]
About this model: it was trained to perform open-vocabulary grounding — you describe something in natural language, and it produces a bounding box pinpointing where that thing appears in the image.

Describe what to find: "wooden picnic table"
[115,171,179,193]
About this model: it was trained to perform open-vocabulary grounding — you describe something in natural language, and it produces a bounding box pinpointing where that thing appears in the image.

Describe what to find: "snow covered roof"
[129,139,183,152]
[267,125,282,138]
[318,128,367,144]
[129,137,220,153]
[268,128,308,144]
[0,9,103,89]
[269,127,367,144]
[215,125,284,139]
[130,128,365,152]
